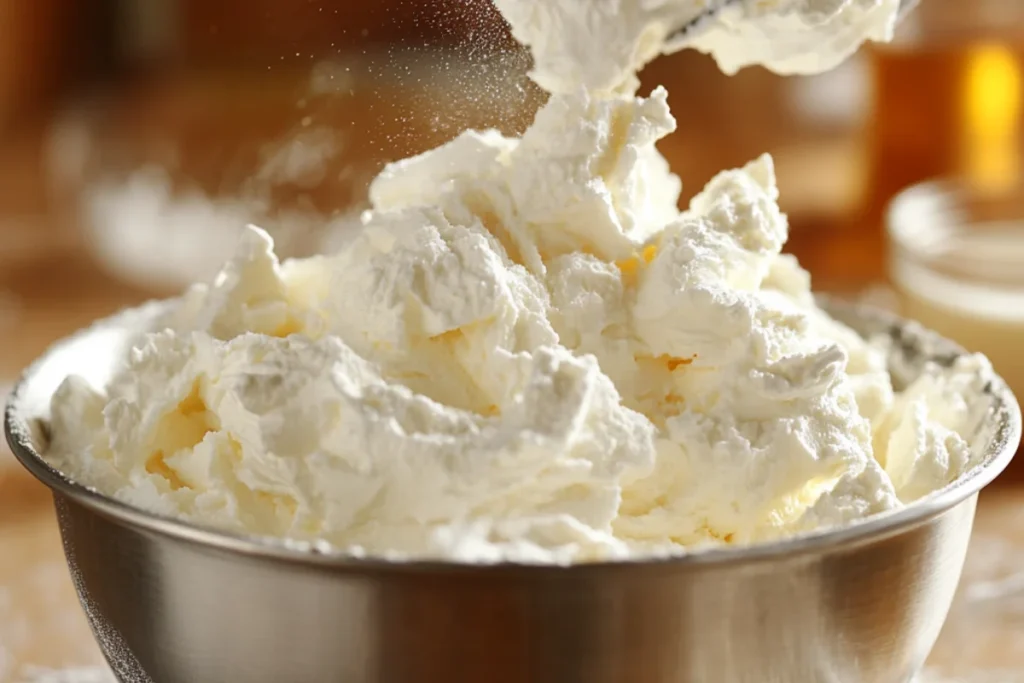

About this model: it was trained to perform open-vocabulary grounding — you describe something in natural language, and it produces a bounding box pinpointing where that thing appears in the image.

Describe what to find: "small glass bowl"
[887,178,1024,431]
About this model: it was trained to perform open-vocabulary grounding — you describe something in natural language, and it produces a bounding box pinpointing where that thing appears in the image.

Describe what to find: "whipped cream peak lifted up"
[495,0,901,95]
[45,0,994,563]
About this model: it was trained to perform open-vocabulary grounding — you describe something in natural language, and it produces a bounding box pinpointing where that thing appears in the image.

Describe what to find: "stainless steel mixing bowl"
[5,299,1021,683]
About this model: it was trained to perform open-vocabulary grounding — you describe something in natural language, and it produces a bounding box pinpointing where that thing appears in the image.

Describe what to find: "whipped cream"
[45,0,994,563]
[494,0,901,94]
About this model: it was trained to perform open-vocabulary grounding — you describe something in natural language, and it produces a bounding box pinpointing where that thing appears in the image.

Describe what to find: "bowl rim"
[5,297,1021,574]
[887,177,1024,257]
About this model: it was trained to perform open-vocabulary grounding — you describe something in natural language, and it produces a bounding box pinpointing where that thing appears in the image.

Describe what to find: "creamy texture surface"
[45,0,995,563]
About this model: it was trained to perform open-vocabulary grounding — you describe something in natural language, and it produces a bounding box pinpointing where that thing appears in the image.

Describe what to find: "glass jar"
[860,0,1024,279]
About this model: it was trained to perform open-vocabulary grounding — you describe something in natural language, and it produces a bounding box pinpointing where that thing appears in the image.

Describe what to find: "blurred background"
[0,0,1021,384]
[2,2,1024,680]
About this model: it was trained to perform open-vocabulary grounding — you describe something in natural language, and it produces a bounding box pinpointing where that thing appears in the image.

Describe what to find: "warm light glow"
[962,43,1022,192]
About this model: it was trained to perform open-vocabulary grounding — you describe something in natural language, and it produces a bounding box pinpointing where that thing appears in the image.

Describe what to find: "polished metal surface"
[6,299,1021,683]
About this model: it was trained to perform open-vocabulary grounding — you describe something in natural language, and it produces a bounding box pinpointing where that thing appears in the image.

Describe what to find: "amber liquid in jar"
[857,2,1024,279]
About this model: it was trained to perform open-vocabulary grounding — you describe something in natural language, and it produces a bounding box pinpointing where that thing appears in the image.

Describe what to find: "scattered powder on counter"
[916,671,1024,683]
[12,667,116,683]
[0,558,108,683]
[8,665,1022,683]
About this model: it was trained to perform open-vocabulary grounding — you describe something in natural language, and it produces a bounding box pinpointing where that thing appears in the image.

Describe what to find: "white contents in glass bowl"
[43,0,996,563]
